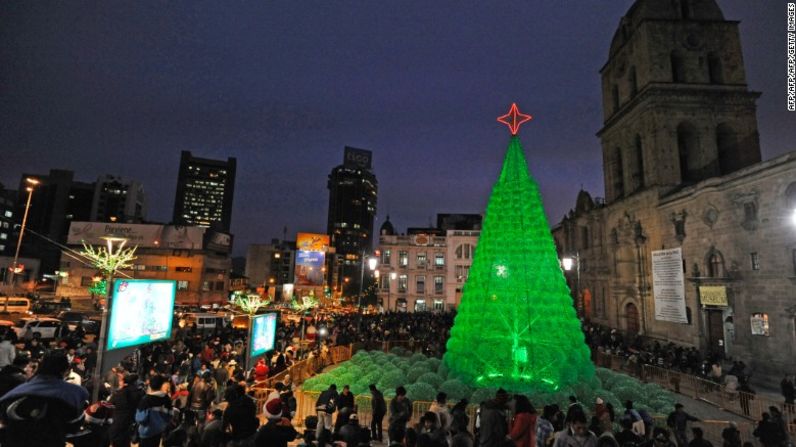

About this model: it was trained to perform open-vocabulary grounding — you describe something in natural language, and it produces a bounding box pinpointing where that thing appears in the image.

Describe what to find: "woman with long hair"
[509,395,537,447]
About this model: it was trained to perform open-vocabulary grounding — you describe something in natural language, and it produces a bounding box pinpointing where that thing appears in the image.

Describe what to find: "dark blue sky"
[1,1,794,255]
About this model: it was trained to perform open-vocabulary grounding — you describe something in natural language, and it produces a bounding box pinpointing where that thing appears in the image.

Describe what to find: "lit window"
[177,281,189,290]
[750,252,760,271]
[434,276,444,294]
[0,233,6,240]
[398,274,408,293]
[435,254,445,267]
[417,253,427,268]
[4,211,12,218]
[433,300,444,311]
[399,251,408,267]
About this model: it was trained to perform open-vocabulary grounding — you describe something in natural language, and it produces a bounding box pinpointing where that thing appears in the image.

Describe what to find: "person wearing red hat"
[254,358,269,382]
[255,397,297,447]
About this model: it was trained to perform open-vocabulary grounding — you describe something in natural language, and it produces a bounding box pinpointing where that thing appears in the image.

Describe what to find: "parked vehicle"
[32,300,71,315]
[0,297,32,314]
[179,313,226,330]
[13,317,62,340]
[56,311,95,331]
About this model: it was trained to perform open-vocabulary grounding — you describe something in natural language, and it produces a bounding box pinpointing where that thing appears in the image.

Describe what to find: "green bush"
[424,358,442,371]
[416,372,444,389]
[378,369,407,392]
[440,379,471,401]
[409,353,428,364]
[406,383,437,402]
[437,362,450,379]
[406,365,433,383]
[390,347,409,357]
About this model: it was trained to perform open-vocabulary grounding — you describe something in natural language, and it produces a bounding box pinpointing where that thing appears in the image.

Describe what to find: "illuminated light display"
[443,108,594,394]
[496,103,533,136]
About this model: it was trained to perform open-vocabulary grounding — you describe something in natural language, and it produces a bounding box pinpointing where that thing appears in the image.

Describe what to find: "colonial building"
[553,0,796,378]
[376,214,481,312]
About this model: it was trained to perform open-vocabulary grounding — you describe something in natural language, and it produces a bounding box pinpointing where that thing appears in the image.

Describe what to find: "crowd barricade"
[592,350,796,435]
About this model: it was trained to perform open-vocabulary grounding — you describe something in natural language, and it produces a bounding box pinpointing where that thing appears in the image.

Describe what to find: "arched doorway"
[625,303,640,335]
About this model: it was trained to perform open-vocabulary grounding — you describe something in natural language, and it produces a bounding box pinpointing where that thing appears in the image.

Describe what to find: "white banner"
[651,247,688,324]
[67,222,205,249]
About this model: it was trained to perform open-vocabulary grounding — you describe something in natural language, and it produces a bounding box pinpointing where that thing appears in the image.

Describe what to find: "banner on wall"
[699,286,728,306]
[295,233,329,286]
[651,248,688,324]
[67,222,204,249]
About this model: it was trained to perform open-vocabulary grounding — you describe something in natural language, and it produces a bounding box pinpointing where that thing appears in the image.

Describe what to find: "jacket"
[135,391,173,439]
[372,389,387,416]
[254,419,298,447]
[511,413,538,447]
[553,428,598,447]
[315,388,339,413]
[479,399,508,447]
[389,396,413,426]
[223,395,259,440]
[0,341,15,368]
[108,384,145,441]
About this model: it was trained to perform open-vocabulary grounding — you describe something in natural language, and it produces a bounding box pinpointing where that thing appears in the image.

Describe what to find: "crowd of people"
[0,310,792,447]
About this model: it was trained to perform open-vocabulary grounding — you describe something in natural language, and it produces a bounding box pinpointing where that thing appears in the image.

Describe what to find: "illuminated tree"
[88,278,107,297]
[233,293,271,316]
[443,105,594,394]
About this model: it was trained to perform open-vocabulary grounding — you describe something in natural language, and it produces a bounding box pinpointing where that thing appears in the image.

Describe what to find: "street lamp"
[387,271,397,312]
[5,178,38,312]
[561,253,581,316]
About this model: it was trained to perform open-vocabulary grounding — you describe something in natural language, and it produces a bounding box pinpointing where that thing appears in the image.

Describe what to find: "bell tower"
[598,0,761,204]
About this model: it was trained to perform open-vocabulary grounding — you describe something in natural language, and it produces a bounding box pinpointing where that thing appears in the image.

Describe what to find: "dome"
[380,215,395,236]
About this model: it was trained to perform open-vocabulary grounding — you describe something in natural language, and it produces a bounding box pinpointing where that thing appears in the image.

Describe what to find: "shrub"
[406,365,433,383]
[390,347,409,357]
[416,372,444,389]
[440,379,471,401]
[406,383,437,402]
[437,362,450,379]
[409,353,428,365]
[424,358,442,371]
[377,369,407,392]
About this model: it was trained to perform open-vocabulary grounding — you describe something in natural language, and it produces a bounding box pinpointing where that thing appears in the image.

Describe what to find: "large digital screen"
[295,233,329,286]
[107,279,176,350]
[250,313,278,358]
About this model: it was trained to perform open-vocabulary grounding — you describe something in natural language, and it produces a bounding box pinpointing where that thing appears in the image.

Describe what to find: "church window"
[633,135,644,190]
[716,124,739,175]
[677,122,700,183]
[629,67,638,97]
[708,53,724,84]
[671,52,686,83]
[614,147,625,198]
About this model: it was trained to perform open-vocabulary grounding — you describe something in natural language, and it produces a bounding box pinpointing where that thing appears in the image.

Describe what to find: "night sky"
[1,1,794,256]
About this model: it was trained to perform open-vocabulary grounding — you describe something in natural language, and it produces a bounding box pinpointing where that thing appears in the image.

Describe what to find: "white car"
[13,317,62,340]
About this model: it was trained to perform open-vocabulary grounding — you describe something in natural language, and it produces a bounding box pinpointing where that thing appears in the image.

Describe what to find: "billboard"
[250,313,278,358]
[343,146,372,169]
[295,233,329,286]
[107,279,176,350]
[67,222,205,249]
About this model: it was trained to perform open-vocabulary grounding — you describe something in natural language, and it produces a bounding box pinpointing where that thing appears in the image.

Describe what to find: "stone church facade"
[552,0,796,378]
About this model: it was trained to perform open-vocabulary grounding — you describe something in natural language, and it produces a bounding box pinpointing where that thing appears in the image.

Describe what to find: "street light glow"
[25,177,39,185]
[368,257,378,271]
[562,257,574,271]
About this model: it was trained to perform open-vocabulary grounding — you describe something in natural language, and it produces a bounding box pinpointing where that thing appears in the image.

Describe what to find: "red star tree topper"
[497,103,533,135]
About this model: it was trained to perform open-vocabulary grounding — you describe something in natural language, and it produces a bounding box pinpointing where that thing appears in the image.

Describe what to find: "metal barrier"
[593,351,796,430]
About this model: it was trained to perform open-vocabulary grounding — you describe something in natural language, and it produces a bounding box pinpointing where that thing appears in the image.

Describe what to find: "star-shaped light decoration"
[497,103,533,135]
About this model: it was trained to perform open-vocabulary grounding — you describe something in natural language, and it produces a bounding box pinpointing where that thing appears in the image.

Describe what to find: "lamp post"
[5,177,38,311]
[82,236,136,402]
[358,256,378,310]
[561,253,581,316]
[388,272,397,312]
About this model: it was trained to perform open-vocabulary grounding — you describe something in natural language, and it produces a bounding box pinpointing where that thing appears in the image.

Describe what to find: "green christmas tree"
[443,104,594,394]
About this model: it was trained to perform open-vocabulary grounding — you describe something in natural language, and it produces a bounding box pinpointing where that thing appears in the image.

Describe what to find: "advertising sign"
[699,286,728,306]
[68,222,204,249]
[343,146,372,169]
[250,313,278,358]
[295,233,329,286]
[651,248,688,324]
[107,279,176,350]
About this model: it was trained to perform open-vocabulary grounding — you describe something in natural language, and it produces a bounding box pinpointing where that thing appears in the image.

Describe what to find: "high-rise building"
[0,184,16,258]
[327,146,378,296]
[173,151,236,232]
[90,175,146,223]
